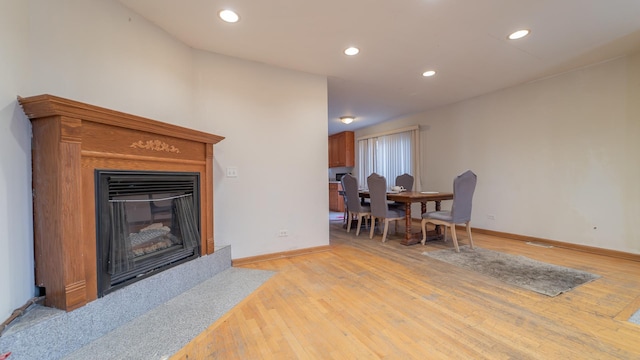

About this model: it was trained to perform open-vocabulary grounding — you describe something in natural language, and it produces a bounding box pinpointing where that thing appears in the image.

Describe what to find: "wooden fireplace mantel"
[19,94,224,311]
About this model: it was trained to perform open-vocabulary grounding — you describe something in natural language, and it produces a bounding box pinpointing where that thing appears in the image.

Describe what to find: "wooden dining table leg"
[400,202,420,246]
[405,203,411,241]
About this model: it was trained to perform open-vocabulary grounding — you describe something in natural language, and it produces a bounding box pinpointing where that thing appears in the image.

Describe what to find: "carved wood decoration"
[130,139,181,153]
[19,94,224,312]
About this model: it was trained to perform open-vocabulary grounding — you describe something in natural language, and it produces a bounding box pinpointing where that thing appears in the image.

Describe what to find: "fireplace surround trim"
[19,94,224,311]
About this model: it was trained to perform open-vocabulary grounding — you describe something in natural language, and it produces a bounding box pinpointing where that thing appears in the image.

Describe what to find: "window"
[357,126,422,190]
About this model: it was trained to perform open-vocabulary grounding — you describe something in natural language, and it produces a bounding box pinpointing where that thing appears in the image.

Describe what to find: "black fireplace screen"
[96,170,201,297]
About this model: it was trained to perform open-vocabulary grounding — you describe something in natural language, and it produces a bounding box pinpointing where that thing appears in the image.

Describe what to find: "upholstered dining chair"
[395,173,414,191]
[421,170,477,252]
[341,174,370,236]
[389,173,415,210]
[339,189,348,226]
[367,173,405,243]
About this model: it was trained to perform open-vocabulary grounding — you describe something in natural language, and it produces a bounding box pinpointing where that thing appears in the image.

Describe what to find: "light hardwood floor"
[172,219,640,359]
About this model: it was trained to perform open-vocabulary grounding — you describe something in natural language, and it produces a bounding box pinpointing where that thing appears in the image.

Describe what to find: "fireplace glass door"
[96,170,201,296]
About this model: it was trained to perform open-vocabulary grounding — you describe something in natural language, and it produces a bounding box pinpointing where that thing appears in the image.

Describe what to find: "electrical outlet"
[487,214,495,220]
[278,229,289,237]
[226,167,238,178]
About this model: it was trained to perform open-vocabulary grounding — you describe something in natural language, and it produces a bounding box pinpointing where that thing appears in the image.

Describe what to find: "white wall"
[27,0,195,122]
[0,0,34,323]
[356,55,640,254]
[192,51,329,259]
[0,0,329,320]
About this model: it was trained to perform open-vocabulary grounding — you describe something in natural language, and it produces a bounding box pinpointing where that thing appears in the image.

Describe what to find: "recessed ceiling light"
[340,116,355,124]
[422,70,436,77]
[508,29,530,40]
[344,47,360,56]
[219,9,239,23]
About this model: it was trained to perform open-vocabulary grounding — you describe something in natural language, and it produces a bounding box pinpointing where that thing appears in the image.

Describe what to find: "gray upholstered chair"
[389,173,414,210]
[341,174,370,236]
[339,188,348,226]
[367,173,405,242]
[395,173,414,191]
[421,170,477,252]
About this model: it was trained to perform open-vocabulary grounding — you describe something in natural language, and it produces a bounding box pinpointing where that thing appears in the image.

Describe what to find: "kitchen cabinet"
[329,182,345,212]
[328,131,354,168]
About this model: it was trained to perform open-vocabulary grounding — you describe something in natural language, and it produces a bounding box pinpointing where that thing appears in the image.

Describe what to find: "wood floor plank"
[171,220,640,359]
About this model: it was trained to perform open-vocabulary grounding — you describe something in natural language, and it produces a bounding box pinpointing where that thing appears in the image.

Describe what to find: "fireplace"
[96,170,201,296]
[19,94,224,311]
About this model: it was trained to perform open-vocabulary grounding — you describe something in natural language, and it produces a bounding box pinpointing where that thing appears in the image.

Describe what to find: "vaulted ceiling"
[119,0,640,134]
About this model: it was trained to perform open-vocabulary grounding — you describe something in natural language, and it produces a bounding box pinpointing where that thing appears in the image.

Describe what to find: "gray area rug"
[630,309,640,325]
[423,246,600,296]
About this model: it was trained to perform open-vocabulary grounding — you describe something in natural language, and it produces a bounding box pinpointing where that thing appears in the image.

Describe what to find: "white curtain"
[358,139,375,189]
[412,127,422,191]
[375,131,411,188]
[357,126,421,191]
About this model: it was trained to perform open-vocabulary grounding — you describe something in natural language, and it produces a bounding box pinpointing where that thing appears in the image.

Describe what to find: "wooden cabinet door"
[342,132,354,167]
[328,135,339,167]
[329,183,345,212]
[329,183,339,211]
[328,131,354,168]
[334,132,346,166]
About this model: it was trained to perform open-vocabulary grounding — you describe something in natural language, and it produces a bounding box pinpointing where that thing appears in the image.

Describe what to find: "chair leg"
[347,212,353,233]
[382,219,389,243]
[369,217,376,239]
[450,225,460,252]
[420,219,427,245]
[466,222,474,249]
[355,214,363,236]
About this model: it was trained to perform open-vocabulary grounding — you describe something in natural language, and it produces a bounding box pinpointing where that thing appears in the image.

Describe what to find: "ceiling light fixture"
[344,47,360,56]
[508,29,530,40]
[340,116,355,124]
[422,70,436,77]
[219,9,239,23]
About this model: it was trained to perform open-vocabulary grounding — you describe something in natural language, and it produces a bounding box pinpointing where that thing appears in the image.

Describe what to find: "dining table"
[358,190,453,245]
